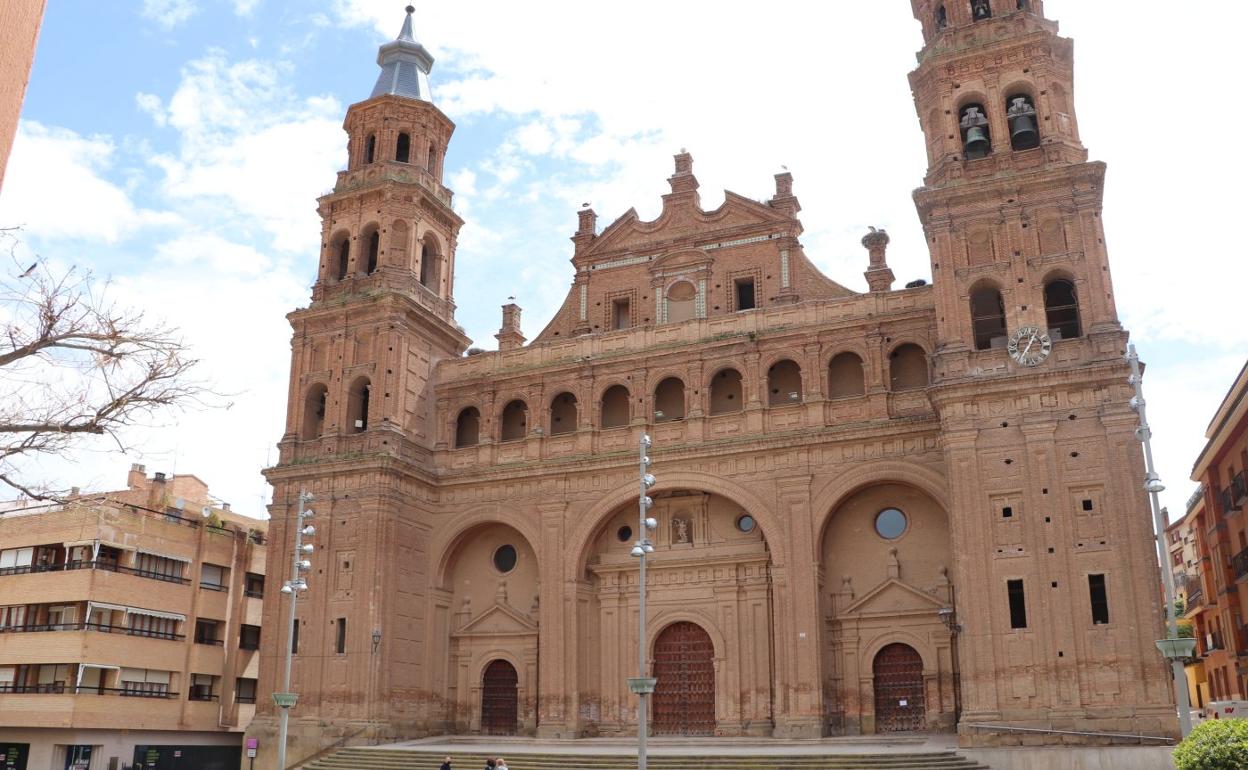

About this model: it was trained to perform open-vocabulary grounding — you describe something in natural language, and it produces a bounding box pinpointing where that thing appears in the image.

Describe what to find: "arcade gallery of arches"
[437,479,958,737]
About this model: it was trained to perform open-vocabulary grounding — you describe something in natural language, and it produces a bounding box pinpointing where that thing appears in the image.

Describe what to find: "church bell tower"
[908,0,1177,742]
[252,7,469,766]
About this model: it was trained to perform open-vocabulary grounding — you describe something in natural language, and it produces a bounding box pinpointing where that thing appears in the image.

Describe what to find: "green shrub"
[1173,719,1248,770]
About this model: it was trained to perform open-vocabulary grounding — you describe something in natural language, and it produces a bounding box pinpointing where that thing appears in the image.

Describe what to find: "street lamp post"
[275,489,316,770]
[627,435,658,770]
[1126,345,1196,737]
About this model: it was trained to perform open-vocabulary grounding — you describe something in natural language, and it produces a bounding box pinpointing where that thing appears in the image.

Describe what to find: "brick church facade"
[247,2,1178,764]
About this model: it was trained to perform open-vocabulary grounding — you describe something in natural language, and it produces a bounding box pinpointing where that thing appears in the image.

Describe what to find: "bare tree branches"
[0,229,208,500]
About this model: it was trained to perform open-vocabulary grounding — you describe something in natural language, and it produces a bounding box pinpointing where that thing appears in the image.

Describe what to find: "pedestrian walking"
[440,756,452,770]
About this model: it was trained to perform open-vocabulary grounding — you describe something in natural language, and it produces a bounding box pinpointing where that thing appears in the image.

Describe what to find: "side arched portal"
[436,521,539,736]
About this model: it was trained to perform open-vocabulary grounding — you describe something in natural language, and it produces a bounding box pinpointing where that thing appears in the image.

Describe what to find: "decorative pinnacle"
[405,4,415,12]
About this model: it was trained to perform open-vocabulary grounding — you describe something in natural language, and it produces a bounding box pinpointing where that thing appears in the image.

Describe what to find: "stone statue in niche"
[672,516,690,544]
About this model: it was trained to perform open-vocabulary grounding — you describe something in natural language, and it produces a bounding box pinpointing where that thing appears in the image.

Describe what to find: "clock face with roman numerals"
[1007,325,1052,367]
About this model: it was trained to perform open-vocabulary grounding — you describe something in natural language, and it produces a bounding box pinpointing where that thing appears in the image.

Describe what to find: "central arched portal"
[873,643,925,733]
[481,659,519,735]
[652,621,716,736]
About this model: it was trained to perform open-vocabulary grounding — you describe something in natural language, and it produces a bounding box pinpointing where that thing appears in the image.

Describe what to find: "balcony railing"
[83,686,178,698]
[194,636,224,646]
[1233,471,1248,506]
[0,622,184,641]
[236,694,257,704]
[1220,485,1242,516]
[0,684,175,698]
[1234,545,1248,582]
[0,559,191,585]
[244,589,264,599]
[199,581,227,592]
[0,683,67,694]
[188,691,219,702]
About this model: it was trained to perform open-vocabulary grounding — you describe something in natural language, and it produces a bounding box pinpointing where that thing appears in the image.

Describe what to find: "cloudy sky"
[2,1,1245,519]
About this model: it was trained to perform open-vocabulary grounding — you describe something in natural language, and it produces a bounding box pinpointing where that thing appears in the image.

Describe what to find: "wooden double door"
[872,643,926,732]
[652,621,716,735]
[481,659,518,735]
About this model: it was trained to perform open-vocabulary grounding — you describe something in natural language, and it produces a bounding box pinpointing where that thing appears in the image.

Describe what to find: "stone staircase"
[303,747,991,770]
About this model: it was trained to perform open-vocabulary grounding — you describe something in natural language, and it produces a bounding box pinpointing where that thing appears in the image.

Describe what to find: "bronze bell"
[1010,114,1039,148]
[964,126,990,157]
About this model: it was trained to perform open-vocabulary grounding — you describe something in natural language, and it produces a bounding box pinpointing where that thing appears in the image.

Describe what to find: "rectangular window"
[128,613,179,640]
[244,572,265,598]
[336,617,347,654]
[1007,579,1027,629]
[0,605,28,629]
[119,668,171,697]
[189,673,216,701]
[200,563,226,590]
[734,278,756,311]
[239,624,260,650]
[194,619,221,645]
[611,298,631,330]
[135,553,185,582]
[0,547,34,574]
[291,619,300,654]
[1089,574,1110,624]
[235,677,257,704]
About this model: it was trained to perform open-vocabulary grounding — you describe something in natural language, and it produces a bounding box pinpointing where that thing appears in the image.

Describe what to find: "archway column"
[773,475,823,737]
[536,500,572,737]
[940,429,1000,723]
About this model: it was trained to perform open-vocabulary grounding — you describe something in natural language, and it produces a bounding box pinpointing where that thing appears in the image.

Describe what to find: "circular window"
[874,508,908,540]
[617,525,633,543]
[736,515,756,533]
[492,544,518,573]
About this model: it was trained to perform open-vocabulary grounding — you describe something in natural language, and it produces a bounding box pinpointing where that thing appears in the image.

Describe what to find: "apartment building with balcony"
[1188,359,1248,707]
[0,465,266,770]
[1168,490,1209,708]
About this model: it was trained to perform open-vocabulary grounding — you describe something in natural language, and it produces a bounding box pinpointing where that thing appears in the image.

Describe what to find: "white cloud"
[233,0,261,16]
[135,93,167,126]
[145,50,344,252]
[155,232,271,275]
[0,121,179,241]
[141,0,198,29]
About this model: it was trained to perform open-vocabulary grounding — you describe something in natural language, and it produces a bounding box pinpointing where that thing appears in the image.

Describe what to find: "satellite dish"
[174,497,185,510]
[201,506,212,518]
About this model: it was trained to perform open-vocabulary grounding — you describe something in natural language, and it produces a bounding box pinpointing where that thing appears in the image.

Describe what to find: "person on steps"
[440,756,452,770]
[483,759,495,770]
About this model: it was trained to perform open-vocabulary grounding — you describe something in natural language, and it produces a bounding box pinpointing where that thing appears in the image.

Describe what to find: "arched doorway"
[481,659,518,735]
[873,643,925,733]
[652,621,715,736]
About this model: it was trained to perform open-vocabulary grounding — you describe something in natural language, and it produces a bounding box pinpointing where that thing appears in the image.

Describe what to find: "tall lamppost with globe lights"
[627,435,658,770]
[1126,346,1196,737]
[275,489,316,770]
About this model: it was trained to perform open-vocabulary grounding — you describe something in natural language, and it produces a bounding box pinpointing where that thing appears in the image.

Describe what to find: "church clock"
[1007,326,1052,367]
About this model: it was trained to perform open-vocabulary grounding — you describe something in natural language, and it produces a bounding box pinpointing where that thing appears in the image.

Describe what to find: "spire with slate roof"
[370,5,434,102]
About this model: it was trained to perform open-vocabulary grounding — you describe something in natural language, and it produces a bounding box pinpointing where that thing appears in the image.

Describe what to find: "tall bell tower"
[252,7,469,766]
[909,0,1178,743]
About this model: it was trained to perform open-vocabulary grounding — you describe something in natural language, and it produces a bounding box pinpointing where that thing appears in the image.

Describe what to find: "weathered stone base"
[960,747,1176,770]
[244,715,405,770]
[956,707,1180,748]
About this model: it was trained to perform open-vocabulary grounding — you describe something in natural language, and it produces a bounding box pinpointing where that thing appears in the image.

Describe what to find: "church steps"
[303,748,990,770]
